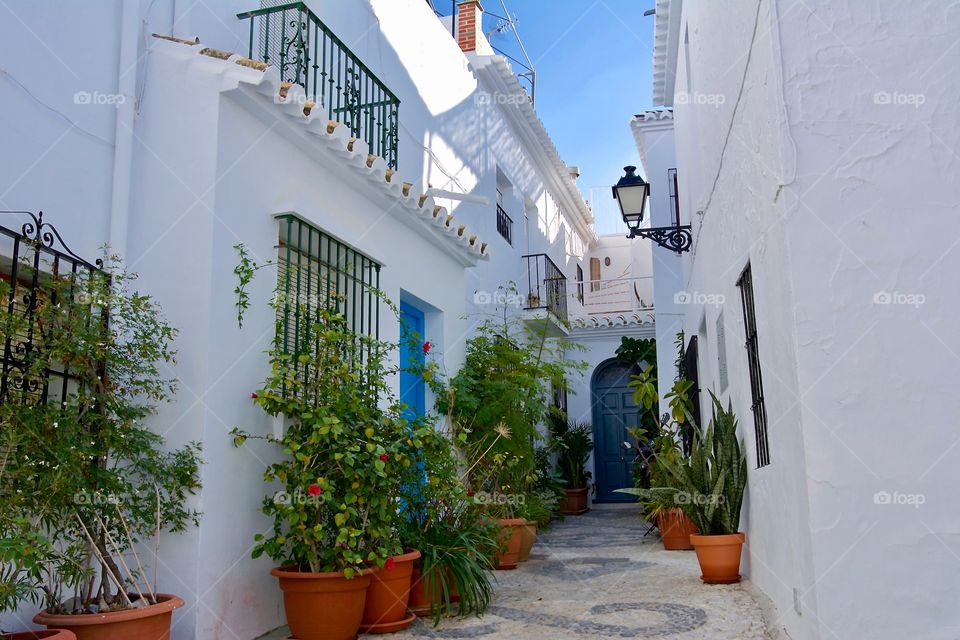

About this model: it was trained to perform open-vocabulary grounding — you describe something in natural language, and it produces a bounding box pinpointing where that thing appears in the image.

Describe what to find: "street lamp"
[613,165,692,253]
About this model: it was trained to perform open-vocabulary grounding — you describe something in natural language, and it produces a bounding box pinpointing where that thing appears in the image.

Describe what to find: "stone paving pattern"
[260,508,771,639]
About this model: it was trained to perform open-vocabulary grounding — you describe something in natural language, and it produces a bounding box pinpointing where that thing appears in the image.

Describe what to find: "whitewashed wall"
[0,0,605,637]
[659,0,960,638]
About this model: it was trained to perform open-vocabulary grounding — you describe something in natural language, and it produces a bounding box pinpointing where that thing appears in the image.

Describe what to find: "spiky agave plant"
[655,394,747,535]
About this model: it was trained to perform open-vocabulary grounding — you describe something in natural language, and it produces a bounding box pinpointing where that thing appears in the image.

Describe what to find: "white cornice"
[470,55,598,248]
[630,109,674,177]
[652,0,681,107]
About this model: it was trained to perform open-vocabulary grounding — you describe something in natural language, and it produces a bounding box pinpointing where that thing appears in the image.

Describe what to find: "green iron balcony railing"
[238,2,400,168]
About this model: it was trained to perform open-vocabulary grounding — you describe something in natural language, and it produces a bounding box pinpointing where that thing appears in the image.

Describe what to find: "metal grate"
[737,263,770,467]
[277,215,381,383]
[522,253,567,322]
[0,212,105,405]
[496,204,513,245]
[576,264,584,304]
[238,2,401,168]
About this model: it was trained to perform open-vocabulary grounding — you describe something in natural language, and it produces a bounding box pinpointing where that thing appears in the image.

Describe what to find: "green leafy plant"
[549,415,593,490]
[0,258,202,615]
[616,336,656,371]
[233,302,424,577]
[628,395,746,535]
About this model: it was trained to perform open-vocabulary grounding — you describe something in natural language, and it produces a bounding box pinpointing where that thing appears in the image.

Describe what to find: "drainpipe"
[108,0,140,258]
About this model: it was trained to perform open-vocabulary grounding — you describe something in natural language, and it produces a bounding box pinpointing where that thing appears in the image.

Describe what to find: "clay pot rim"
[33,594,183,627]
[2,631,76,640]
[522,520,538,527]
[496,518,527,526]
[367,548,421,574]
[564,487,588,495]
[689,532,746,546]
[271,565,377,579]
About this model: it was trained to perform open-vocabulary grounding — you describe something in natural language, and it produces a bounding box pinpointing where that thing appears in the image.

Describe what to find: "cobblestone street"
[262,508,772,640]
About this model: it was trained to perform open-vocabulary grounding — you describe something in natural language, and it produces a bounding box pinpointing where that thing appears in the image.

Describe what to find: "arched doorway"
[591,358,641,503]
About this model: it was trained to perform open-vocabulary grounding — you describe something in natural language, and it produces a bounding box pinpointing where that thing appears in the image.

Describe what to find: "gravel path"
[259,507,771,639]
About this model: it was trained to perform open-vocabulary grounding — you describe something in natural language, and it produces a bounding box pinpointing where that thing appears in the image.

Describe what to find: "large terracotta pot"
[3,631,76,640]
[560,488,589,515]
[657,509,698,551]
[271,566,373,640]
[408,565,459,616]
[517,520,538,562]
[360,549,420,634]
[690,533,746,584]
[34,594,183,640]
[495,518,525,570]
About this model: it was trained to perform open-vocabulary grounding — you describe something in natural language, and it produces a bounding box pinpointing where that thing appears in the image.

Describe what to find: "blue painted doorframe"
[591,359,640,503]
[399,301,426,419]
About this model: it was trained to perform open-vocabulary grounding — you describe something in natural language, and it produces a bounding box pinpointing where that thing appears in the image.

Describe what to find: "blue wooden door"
[399,302,425,419]
[592,360,640,503]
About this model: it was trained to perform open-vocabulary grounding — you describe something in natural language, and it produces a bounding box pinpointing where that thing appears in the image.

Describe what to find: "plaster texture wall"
[649,0,960,638]
[0,1,628,638]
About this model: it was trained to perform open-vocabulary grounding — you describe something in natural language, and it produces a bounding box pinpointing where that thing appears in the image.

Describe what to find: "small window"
[589,257,601,292]
[668,168,681,226]
[576,264,584,304]
[737,263,770,467]
[496,203,513,245]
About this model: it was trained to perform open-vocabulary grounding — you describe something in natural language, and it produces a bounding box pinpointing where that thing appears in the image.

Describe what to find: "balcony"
[523,253,568,328]
[238,2,400,168]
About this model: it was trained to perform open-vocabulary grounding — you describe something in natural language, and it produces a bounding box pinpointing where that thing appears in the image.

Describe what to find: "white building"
[637,1,960,639]
[0,0,653,637]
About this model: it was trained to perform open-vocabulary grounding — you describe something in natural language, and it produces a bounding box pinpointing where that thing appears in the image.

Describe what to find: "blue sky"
[479,0,657,235]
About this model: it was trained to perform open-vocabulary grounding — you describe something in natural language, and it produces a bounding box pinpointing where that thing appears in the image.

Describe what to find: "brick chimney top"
[457,0,484,53]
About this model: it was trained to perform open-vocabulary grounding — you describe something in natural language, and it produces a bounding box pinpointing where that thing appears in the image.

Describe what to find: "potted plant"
[619,365,700,550]
[0,261,200,640]
[655,395,747,583]
[550,415,593,515]
[397,417,497,624]
[430,293,585,567]
[234,300,432,640]
[514,491,552,562]
[1,434,76,640]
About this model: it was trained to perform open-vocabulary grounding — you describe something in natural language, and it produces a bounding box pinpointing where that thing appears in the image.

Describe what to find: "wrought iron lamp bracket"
[627,225,693,253]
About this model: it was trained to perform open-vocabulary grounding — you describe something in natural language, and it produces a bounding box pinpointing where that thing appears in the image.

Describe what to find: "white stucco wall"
[652,0,960,638]
[0,0,640,637]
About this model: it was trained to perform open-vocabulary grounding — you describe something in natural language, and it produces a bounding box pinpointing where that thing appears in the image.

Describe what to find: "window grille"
[737,263,770,467]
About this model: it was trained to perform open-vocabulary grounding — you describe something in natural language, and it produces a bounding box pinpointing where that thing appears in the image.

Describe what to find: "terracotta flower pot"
[33,594,183,640]
[657,509,698,551]
[495,518,525,570]
[359,549,420,634]
[271,566,373,640]
[517,520,538,562]
[690,533,746,584]
[408,565,459,616]
[3,631,76,640]
[560,488,589,515]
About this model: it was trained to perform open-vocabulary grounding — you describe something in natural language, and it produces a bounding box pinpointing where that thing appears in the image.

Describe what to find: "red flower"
[307,484,321,496]
[250,392,258,400]
[467,490,476,497]
[379,453,389,462]
[422,341,432,354]
[385,557,396,571]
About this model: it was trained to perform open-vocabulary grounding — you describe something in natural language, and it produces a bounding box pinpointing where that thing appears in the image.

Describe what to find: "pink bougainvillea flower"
[385,557,396,571]
[307,484,321,496]
[422,341,432,354]
[379,453,389,462]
